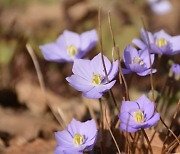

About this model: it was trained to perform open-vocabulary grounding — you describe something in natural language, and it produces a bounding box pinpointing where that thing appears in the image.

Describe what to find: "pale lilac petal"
[39,43,71,62]
[132,38,147,49]
[146,53,155,68]
[120,123,138,133]
[136,95,155,120]
[63,30,80,48]
[83,88,103,99]
[123,45,139,65]
[128,63,146,73]
[90,53,111,75]
[169,36,180,54]
[83,136,97,150]
[72,59,92,81]
[171,64,180,78]
[141,28,154,45]
[140,51,155,68]
[139,48,148,58]
[80,29,98,52]
[122,68,132,74]
[107,60,118,81]
[66,75,94,92]
[64,140,95,153]
[154,30,172,41]
[55,130,73,143]
[159,45,172,55]
[74,52,84,59]
[119,112,136,126]
[133,122,148,129]
[144,113,160,128]
[54,146,64,154]
[80,119,97,141]
[150,1,172,15]
[83,80,116,99]
[149,44,163,54]
[67,119,81,136]
[55,130,73,147]
[120,101,139,113]
[144,102,155,120]
[97,80,116,93]
[56,33,68,50]
[63,148,84,154]
[137,68,156,76]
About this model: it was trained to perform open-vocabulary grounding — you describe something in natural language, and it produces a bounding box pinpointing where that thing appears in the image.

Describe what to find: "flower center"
[73,133,84,146]
[67,45,78,56]
[133,110,145,123]
[92,73,102,85]
[132,57,144,65]
[155,38,167,47]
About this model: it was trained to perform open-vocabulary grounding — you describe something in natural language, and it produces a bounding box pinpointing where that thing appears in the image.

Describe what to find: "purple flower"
[170,63,180,81]
[118,94,160,132]
[122,45,156,76]
[132,29,180,55]
[54,119,97,154]
[66,53,118,99]
[39,29,98,62]
[147,0,172,15]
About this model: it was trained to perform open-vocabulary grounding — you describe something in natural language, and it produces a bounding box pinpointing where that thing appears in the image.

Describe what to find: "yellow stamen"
[67,45,78,56]
[133,110,145,123]
[92,73,102,85]
[132,57,144,65]
[73,133,84,146]
[155,38,167,47]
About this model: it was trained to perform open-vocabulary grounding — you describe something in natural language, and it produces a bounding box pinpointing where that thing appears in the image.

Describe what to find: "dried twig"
[162,100,180,150]
[26,44,66,129]
[141,129,153,154]
[98,7,121,153]
[83,98,98,125]
[98,8,119,110]
[104,98,121,154]
[108,11,129,101]
[164,135,180,153]
[160,116,180,145]
[141,17,154,102]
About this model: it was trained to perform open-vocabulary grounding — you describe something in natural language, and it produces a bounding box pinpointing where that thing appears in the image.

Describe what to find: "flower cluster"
[38,27,180,153]
[54,119,97,154]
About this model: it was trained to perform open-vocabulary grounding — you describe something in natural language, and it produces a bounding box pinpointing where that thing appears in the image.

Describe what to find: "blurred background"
[0,0,179,153]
